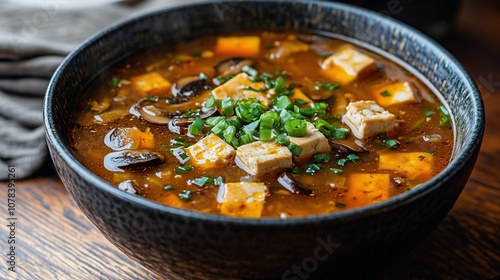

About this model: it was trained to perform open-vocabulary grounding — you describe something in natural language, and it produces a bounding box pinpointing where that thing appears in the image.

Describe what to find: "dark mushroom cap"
[171,76,211,102]
[104,149,165,172]
[277,172,314,195]
[214,57,255,77]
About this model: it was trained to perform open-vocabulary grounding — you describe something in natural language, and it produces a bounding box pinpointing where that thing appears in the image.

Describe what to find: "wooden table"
[2,1,499,279]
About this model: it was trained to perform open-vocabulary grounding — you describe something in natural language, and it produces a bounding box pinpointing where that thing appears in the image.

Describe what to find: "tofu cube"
[185,134,236,169]
[130,72,171,96]
[379,152,434,181]
[235,141,293,176]
[217,182,268,218]
[212,73,269,105]
[288,122,331,161]
[345,173,391,207]
[373,82,419,107]
[321,48,376,85]
[342,100,397,139]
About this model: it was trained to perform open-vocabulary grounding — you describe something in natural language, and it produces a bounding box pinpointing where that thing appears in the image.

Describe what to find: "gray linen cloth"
[0,0,183,180]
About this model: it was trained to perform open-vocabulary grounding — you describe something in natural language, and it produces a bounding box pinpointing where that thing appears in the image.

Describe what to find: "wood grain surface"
[1,1,499,279]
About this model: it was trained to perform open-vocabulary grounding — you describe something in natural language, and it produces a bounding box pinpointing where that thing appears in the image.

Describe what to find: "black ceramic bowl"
[44,1,484,279]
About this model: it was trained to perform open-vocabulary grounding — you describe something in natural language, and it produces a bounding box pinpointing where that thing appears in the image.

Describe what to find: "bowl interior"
[45,0,484,222]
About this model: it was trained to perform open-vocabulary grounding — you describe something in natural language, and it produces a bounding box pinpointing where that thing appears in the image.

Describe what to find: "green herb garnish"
[175,164,193,173]
[178,190,191,201]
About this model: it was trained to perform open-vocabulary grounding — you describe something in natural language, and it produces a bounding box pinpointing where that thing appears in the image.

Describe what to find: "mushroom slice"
[171,76,211,102]
[214,57,255,77]
[277,172,314,195]
[329,138,368,156]
[170,107,217,127]
[132,90,212,125]
[104,150,164,172]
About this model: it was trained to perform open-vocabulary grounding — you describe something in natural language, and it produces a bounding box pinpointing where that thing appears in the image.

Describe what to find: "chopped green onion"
[188,117,204,135]
[274,133,290,146]
[380,90,391,97]
[423,109,433,117]
[315,82,340,91]
[330,168,343,174]
[425,149,434,154]
[143,97,158,102]
[299,108,315,117]
[239,133,254,144]
[214,176,225,186]
[178,190,191,201]
[438,105,451,126]
[284,119,307,137]
[221,98,234,116]
[111,77,120,87]
[275,95,293,110]
[163,185,174,191]
[205,94,217,108]
[224,125,237,143]
[265,44,275,50]
[377,133,388,140]
[242,120,260,134]
[287,143,302,157]
[279,109,294,124]
[175,164,193,173]
[259,117,274,141]
[192,176,212,187]
[171,147,190,163]
[171,137,190,148]
[334,127,349,139]
[211,119,228,135]
[383,139,400,149]
[334,201,346,208]
[418,155,426,160]
[192,51,202,57]
[242,65,258,78]
[314,153,331,163]
[288,167,301,174]
[205,116,224,127]
[244,86,265,92]
[294,99,308,105]
[274,76,286,93]
[305,163,321,175]
[338,153,359,166]
[346,154,360,161]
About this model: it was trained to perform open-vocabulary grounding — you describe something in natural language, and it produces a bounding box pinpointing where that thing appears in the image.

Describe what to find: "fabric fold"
[0,0,182,180]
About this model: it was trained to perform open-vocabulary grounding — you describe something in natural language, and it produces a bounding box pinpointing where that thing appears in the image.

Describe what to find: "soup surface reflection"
[71,32,453,218]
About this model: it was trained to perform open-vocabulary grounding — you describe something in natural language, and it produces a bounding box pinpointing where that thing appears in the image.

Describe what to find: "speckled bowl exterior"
[44,1,484,279]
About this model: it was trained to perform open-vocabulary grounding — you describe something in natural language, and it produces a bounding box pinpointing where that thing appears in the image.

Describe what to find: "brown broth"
[70,31,454,218]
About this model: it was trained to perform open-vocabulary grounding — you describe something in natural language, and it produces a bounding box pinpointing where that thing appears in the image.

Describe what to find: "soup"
[71,31,453,218]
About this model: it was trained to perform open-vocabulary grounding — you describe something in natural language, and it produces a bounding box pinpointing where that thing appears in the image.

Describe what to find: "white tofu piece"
[217,182,268,218]
[185,134,235,169]
[321,47,376,84]
[342,100,397,139]
[379,152,434,181]
[288,122,331,161]
[373,82,419,107]
[212,73,269,105]
[235,141,293,176]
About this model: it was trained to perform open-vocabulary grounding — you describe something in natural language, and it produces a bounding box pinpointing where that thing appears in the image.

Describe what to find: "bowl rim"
[44,0,485,226]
